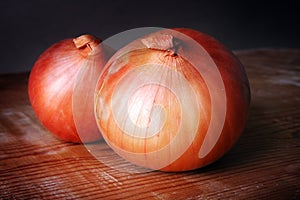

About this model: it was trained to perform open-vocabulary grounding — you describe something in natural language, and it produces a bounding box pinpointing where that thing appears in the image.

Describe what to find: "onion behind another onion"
[28,34,110,143]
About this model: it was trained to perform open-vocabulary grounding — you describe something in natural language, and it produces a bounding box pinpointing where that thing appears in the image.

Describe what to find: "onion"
[94,28,250,171]
[28,34,110,143]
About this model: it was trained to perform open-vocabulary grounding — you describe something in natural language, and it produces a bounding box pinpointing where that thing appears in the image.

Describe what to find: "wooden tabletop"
[1,49,300,199]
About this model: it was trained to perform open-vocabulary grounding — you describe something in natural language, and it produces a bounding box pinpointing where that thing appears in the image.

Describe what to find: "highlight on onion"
[28,34,112,143]
[93,27,251,172]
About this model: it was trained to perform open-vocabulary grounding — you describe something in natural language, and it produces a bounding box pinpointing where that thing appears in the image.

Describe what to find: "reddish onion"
[94,28,250,171]
[28,34,109,143]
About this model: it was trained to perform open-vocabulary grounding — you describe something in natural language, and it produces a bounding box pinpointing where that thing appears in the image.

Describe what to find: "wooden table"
[1,49,300,199]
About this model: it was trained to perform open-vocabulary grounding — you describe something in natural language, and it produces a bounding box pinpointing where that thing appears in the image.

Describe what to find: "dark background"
[1,0,299,74]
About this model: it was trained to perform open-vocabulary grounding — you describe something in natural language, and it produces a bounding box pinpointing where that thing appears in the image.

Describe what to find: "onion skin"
[95,28,250,171]
[28,34,107,143]
[166,28,251,171]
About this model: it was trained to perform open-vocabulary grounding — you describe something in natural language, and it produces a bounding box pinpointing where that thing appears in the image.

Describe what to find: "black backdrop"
[1,0,299,74]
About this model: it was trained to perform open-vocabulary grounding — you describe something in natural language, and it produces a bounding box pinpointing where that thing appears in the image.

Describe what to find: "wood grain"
[1,49,300,199]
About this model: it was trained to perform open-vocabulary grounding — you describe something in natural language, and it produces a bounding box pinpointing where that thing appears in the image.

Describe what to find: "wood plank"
[1,49,300,199]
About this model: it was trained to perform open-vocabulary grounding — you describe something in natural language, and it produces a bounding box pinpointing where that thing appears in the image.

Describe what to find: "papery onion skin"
[28,34,106,143]
[163,28,251,171]
[95,28,250,171]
